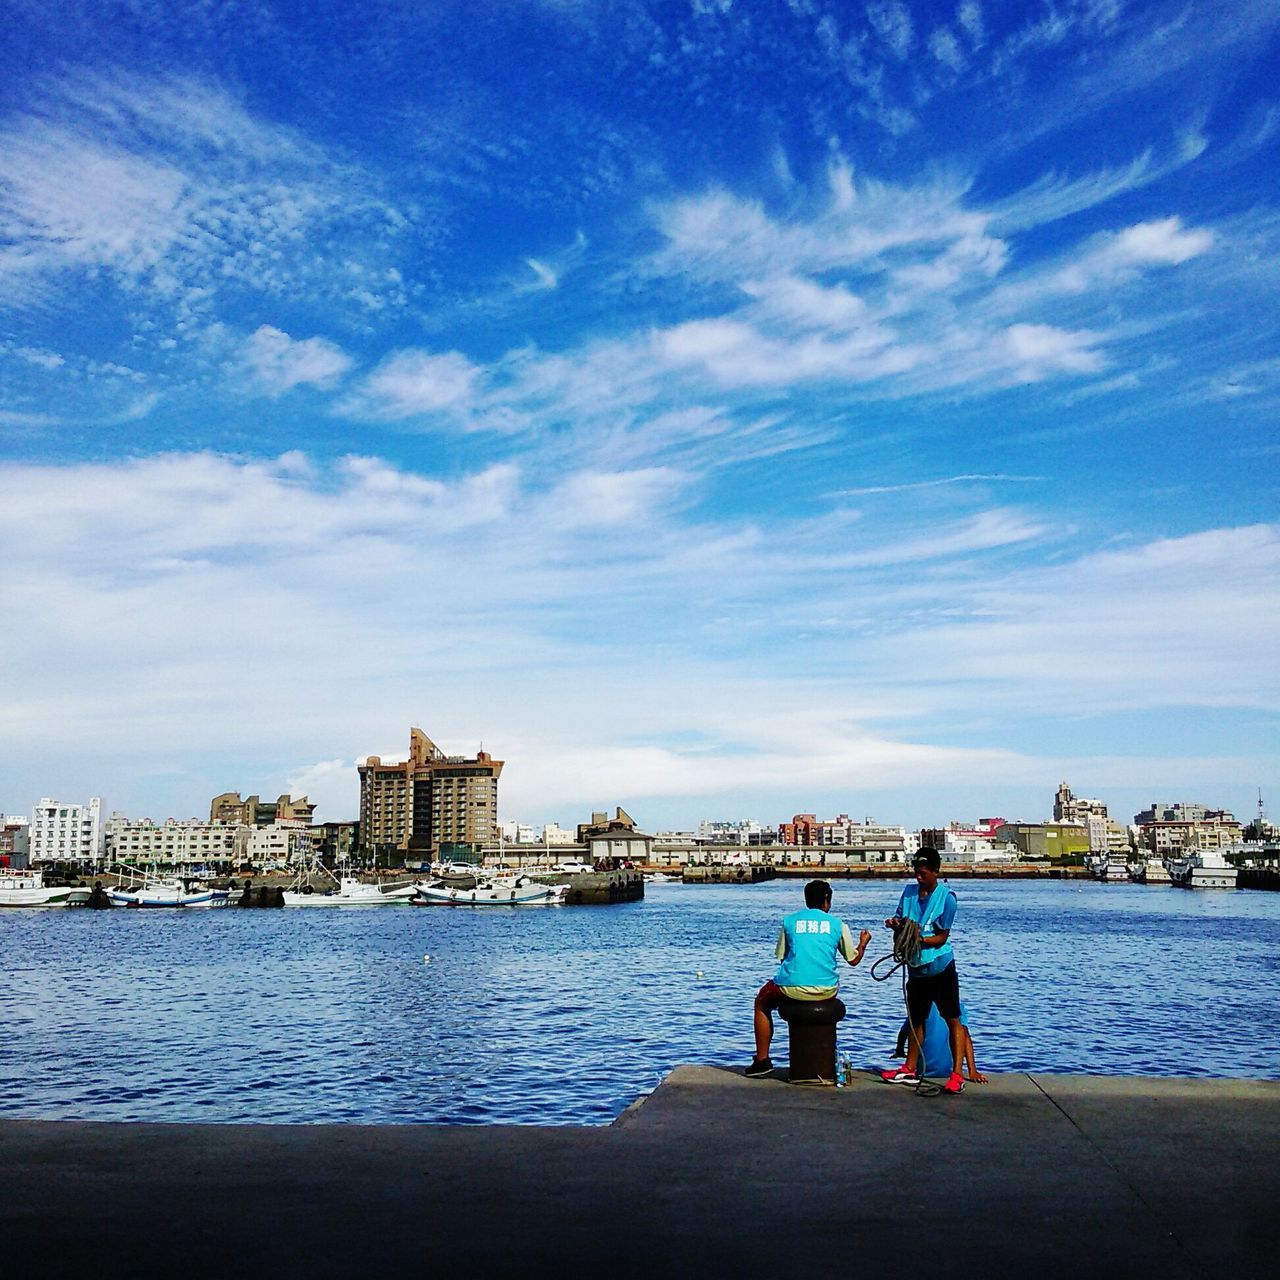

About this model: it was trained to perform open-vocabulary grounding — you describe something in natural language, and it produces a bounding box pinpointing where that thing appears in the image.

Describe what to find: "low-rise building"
[246,821,316,866]
[1137,815,1243,855]
[993,822,1091,860]
[106,816,246,867]
[1,814,31,868]
[30,797,104,867]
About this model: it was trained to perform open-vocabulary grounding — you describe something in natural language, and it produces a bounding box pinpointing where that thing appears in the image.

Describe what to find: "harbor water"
[3,879,1277,1125]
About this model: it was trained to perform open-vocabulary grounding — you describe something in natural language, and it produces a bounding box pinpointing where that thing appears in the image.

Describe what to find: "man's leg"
[902,972,933,1074]
[753,980,783,1061]
[935,962,965,1087]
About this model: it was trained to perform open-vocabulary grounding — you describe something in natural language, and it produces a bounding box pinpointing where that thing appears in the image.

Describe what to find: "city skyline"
[2,2,1277,830]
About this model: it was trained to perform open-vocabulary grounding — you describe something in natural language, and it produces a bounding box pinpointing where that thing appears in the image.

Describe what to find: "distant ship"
[1166,847,1238,890]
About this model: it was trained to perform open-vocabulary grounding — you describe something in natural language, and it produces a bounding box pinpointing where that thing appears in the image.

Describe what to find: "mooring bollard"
[778,997,846,1085]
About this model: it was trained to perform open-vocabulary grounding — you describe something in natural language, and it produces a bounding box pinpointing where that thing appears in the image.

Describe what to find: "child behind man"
[893,1001,987,1082]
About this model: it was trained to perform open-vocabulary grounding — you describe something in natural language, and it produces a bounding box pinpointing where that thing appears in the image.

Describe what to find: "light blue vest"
[899,883,956,975]
[774,908,844,988]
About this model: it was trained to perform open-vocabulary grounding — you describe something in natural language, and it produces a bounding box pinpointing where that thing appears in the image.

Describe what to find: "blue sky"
[1,0,1277,832]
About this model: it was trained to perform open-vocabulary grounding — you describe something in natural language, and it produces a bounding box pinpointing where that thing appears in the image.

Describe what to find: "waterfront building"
[29,797,104,867]
[1137,814,1243,855]
[0,814,31,868]
[358,727,503,862]
[993,822,1091,860]
[314,820,358,863]
[1053,782,1108,825]
[1090,816,1133,855]
[697,818,764,844]
[105,815,247,867]
[541,822,577,846]
[246,820,316,866]
[210,792,316,826]
[920,818,1012,861]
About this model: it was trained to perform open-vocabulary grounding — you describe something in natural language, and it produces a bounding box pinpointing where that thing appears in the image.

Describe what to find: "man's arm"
[839,924,872,966]
[775,927,787,960]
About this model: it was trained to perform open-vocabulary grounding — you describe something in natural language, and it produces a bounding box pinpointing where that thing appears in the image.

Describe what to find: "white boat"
[1166,847,1239,890]
[282,875,419,906]
[1087,853,1128,881]
[1133,858,1171,885]
[0,869,91,907]
[109,874,230,908]
[647,871,677,883]
[412,874,567,907]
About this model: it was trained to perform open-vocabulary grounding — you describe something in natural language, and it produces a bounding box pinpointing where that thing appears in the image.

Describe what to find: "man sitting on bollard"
[747,879,871,1078]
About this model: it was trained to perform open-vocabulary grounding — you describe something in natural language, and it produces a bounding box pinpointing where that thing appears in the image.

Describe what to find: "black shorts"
[906,960,961,1024]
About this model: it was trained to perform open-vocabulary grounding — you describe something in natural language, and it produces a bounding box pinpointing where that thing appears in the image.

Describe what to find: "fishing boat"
[412,874,567,907]
[0,868,91,907]
[1166,847,1238,890]
[1086,852,1128,881]
[282,857,418,906]
[1131,858,1171,885]
[108,873,230,908]
[282,875,419,906]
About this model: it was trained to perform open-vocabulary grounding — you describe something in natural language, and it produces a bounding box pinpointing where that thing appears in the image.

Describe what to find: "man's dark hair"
[914,849,942,873]
[804,879,832,908]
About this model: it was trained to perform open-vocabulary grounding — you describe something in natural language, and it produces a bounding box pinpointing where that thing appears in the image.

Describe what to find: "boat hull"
[109,888,230,908]
[0,885,90,907]
[412,879,566,907]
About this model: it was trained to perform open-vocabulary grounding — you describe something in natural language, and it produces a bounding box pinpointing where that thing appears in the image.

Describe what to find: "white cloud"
[0,71,408,325]
[240,326,353,396]
[2,450,1275,823]
[929,28,967,72]
[340,349,482,420]
[1001,323,1103,380]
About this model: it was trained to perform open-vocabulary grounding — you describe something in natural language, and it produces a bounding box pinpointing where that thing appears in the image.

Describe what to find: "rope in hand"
[869,917,941,1097]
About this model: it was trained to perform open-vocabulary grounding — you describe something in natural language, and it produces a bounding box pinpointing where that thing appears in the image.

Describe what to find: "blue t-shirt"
[774,907,848,989]
[895,882,957,976]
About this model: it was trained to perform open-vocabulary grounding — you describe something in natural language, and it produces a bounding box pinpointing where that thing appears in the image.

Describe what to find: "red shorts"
[755,979,788,1011]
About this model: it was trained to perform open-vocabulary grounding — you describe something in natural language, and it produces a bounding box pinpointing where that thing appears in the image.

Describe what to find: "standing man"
[881,848,966,1094]
[747,879,871,1077]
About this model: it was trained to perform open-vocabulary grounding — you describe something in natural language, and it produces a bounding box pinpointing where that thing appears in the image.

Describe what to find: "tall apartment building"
[29,797,104,867]
[358,727,502,862]
[210,792,316,826]
[1053,782,1108,824]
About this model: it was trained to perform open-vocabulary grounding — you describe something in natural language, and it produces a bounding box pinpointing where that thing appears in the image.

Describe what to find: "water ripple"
[2,880,1277,1124]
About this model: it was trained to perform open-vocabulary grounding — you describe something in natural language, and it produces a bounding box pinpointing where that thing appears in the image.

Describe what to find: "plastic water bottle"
[837,1052,852,1088]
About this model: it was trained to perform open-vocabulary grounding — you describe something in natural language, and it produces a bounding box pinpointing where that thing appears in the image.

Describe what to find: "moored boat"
[1135,858,1171,885]
[1166,847,1238,889]
[412,874,566,906]
[108,874,230,908]
[282,875,419,906]
[0,869,91,907]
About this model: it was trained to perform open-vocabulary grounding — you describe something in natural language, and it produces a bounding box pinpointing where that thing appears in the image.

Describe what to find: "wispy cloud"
[831,474,1044,497]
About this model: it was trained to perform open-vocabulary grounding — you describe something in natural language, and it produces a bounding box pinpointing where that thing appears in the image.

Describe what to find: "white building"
[697,819,763,844]
[30,797,104,867]
[540,822,577,846]
[106,815,247,867]
[246,821,316,866]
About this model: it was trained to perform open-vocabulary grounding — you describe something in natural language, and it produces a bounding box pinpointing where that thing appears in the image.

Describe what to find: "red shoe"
[880,1065,921,1086]
[942,1072,965,1095]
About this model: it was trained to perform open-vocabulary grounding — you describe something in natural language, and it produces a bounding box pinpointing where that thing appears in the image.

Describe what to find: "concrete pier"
[3,1069,1275,1279]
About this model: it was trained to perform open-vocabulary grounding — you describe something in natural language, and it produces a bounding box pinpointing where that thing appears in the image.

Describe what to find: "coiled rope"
[870,917,941,1097]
